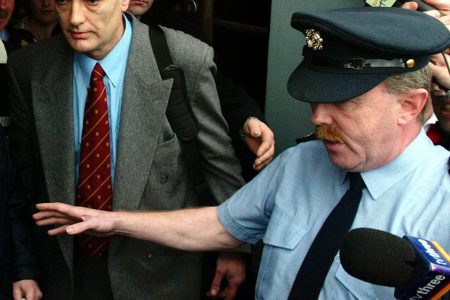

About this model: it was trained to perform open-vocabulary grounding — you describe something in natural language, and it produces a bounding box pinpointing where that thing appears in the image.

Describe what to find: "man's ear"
[397,89,429,125]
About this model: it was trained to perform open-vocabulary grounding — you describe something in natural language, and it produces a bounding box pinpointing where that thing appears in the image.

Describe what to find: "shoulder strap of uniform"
[296,133,317,144]
[148,25,216,205]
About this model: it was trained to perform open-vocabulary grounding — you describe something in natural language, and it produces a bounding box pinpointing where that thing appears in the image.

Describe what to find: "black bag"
[148,26,216,206]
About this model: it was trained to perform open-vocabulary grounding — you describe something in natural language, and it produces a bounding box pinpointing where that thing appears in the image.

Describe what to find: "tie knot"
[92,63,105,80]
[347,172,365,191]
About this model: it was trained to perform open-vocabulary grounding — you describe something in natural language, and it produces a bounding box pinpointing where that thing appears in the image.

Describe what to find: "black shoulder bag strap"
[148,25,216,205]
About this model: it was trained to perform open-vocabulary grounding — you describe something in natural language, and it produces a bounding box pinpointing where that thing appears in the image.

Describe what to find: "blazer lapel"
[31,41,75,272]
[112,19,173,214]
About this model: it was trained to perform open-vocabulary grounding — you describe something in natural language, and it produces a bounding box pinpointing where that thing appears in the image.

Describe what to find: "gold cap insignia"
[305,29,323,51]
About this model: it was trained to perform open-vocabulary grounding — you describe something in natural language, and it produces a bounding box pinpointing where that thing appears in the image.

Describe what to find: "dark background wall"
[172,0,364,153]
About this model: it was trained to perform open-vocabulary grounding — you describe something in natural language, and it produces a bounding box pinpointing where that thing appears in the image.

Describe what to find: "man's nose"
[310,103,333,126]
[69,0,85,26]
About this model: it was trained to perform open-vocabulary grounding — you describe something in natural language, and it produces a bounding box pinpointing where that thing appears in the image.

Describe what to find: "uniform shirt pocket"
[334,264,391,300]
[263,208,308,249]
[256,208,309,300]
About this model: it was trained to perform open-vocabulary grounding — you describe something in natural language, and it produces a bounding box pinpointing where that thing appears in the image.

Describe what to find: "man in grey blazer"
[7,0,247,297]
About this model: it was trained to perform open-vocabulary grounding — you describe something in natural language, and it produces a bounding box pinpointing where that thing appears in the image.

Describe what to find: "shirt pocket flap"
[262,209,308,250]
[335,264,376,299]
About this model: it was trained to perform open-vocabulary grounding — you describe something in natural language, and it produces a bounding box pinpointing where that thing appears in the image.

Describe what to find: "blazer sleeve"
[214,70,265,181]
[0,127,12,298]
[164,28,245,203]
[7,54,41,282]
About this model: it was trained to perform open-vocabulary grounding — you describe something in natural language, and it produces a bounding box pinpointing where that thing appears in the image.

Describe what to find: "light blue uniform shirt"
[218,130,450,300]
[73,15,132,183]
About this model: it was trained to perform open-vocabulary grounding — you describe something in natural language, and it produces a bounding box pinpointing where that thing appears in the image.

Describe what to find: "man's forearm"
[112,207,242,251]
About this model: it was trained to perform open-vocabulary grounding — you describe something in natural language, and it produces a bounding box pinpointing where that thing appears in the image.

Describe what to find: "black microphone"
[340,228,450,299]
[365,0,435,12]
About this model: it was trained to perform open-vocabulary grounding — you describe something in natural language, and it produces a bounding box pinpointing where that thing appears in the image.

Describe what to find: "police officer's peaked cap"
[287,7,450,103]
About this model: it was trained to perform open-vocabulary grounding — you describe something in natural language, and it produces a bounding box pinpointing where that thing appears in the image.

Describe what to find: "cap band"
[312,57,413,70]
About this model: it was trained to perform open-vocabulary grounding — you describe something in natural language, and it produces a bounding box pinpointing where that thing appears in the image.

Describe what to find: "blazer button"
[159,175,168,184]
[147,253,153,259]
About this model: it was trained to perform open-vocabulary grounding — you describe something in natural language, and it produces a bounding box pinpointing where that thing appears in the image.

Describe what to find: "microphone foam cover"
[340,228,416,288]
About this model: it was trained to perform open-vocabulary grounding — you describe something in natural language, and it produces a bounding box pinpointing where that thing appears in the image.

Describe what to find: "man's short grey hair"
[384,65,431,93]
[384,65,431,123]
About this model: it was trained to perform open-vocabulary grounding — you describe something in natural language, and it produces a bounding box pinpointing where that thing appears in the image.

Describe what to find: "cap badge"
[305,29,323,51]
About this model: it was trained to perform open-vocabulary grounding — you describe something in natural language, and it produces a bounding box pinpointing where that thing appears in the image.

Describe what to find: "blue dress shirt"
[0,30,8,42]
[73,15,132,183]
[218,130,450,300]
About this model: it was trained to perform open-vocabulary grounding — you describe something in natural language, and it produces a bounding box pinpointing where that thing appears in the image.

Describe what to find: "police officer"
[33,7,450,300]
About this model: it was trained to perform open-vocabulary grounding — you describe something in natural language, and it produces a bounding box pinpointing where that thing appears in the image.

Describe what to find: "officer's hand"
[208,253,246,300]
[242,117,275,170]
[34,202,116,237]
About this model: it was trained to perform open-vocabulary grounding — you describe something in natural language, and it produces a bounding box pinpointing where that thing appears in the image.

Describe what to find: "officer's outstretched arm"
[33,203,241,251]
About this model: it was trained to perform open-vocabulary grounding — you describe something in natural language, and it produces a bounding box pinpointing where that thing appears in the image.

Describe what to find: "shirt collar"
[361,129,433,199]
[74,14,133,86]
[0,30,9,42]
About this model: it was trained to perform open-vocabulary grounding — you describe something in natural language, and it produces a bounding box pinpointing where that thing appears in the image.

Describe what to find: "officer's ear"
[396,89,428,126]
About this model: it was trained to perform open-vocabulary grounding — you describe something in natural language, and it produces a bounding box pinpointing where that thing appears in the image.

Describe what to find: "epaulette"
[296,133,317,144]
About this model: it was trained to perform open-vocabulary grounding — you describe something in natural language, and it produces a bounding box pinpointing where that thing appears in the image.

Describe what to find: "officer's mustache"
[315,126,345,144]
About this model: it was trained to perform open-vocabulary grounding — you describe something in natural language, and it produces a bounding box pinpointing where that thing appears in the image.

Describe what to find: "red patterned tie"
[76,63,113,259]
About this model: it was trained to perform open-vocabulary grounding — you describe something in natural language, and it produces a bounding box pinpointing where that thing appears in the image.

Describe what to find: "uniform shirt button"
[147,253,153,259]
[160,175,168,184]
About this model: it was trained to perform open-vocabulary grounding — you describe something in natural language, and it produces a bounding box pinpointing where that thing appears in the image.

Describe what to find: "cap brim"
[287,61,390,103]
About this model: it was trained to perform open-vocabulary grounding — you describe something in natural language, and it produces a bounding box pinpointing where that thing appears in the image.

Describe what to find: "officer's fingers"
[35,216,74,227]
[47,225,70,235]
[65,218,99,235]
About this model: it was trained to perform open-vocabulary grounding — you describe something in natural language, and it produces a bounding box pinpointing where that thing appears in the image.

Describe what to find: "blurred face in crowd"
[127,0,152,17]
[429,52,450,134]
[311,82,424,172]
[0,0,14,31]
[430,86,450,133]
[56,0,129,60]
[29,0,57,25]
